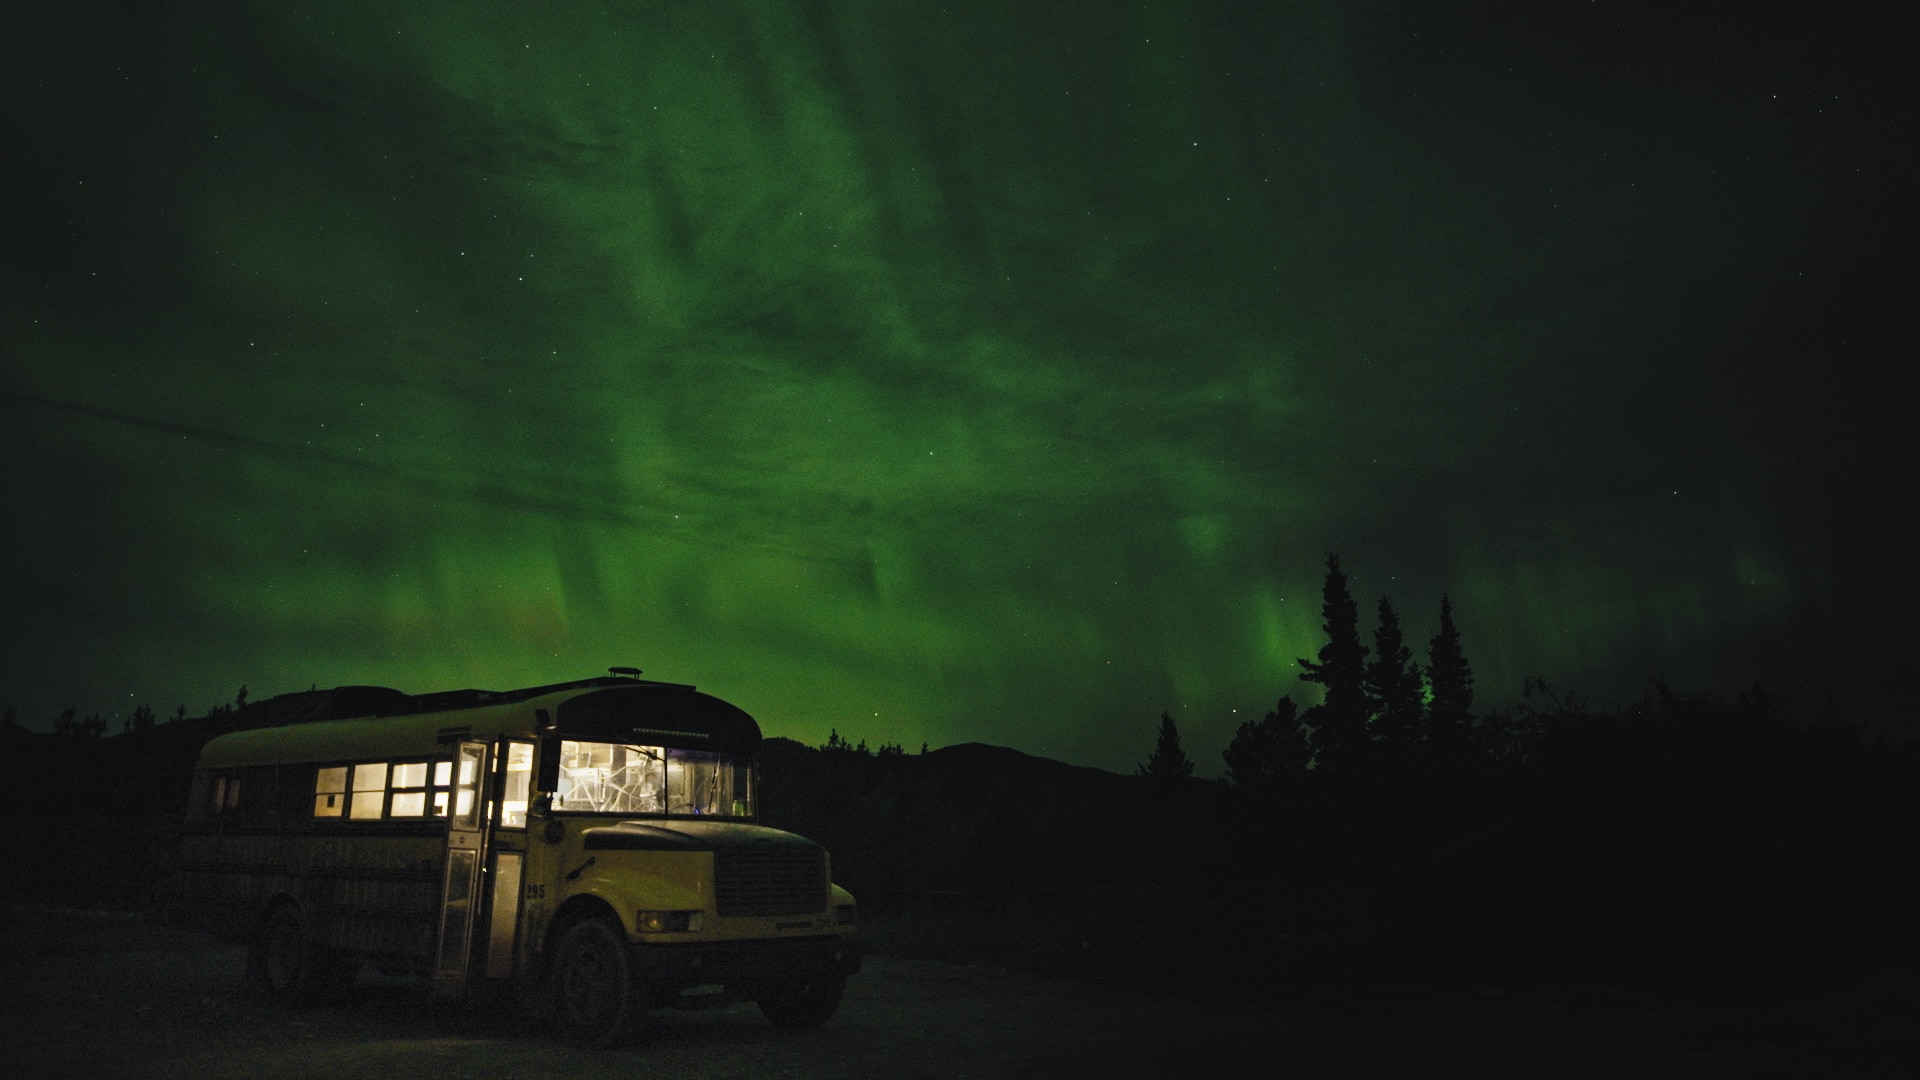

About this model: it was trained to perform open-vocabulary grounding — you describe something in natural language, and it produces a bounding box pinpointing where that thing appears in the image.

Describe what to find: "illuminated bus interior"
[552,742,752,817]
[306,743,534,826]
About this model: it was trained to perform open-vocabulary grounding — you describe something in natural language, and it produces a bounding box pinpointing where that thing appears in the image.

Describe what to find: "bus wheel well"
[246,895,341,1005]
[546,895,624,950]
[252,894,305,937]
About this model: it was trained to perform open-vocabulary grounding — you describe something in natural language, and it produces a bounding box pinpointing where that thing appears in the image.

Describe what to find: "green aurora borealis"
[2,3,1902,770]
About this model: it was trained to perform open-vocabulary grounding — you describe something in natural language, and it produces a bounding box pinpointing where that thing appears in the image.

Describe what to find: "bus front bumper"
[635,934,862,995]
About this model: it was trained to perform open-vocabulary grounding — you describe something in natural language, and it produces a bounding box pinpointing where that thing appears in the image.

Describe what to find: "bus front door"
[432,740,489,999]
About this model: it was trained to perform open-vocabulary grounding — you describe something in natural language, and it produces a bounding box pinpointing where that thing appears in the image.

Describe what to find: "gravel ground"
[1,907,1912,1079]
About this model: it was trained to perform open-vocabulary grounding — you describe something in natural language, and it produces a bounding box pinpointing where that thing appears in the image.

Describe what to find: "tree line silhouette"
[760,553,1914,1010]
[1137,553,1482,787]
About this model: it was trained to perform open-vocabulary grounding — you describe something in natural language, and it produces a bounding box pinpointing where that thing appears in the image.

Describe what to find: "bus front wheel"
[550,917,643,1048]
[758,976,845,1029]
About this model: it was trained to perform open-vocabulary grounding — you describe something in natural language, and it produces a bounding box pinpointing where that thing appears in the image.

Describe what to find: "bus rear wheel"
[247,904,333,1005]
[550,917,643,1048]
[758,976,845,1029]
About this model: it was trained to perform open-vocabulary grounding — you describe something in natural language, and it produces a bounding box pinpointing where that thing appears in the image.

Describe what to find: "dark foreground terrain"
[1,908,1913,1079]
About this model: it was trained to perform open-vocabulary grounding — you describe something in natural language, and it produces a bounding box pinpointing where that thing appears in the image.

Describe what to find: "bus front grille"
[714,847,828,916]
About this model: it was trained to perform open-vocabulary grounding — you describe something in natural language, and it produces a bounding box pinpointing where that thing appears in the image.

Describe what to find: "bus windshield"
[552,741,753,818]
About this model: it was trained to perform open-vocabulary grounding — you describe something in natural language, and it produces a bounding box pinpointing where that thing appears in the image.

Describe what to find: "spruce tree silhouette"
[1365,596,1425,762]
[1426,591,1476,759]
[1299,553,1369,771]
[1137,712,1194,780]
[1222,695,1311,796]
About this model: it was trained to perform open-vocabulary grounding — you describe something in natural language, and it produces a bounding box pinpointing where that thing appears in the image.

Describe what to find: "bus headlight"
[636,910,704,933]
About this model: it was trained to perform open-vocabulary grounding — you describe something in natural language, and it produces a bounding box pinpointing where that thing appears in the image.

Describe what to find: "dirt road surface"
[2,908,1910,1078]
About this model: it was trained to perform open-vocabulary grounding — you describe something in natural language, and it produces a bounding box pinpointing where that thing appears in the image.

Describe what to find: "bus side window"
[387,757,439,814]
[314,766,348,817]
[236,765,276,824]
[208,768,272,823]
[315,761,454,821]
[501,742,533,828]
[349,763,389,819]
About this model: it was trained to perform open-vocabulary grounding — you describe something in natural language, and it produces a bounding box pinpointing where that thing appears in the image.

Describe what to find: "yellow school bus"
[165,669,860,1047]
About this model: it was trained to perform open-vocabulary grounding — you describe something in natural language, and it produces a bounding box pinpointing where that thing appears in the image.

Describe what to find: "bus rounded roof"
[195,678,762,768]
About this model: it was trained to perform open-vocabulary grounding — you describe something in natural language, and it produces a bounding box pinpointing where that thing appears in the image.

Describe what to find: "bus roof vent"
[609,665,643,678]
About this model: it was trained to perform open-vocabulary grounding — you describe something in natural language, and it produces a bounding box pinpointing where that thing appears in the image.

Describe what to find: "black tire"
[246,904,332,1006]
[757,976,846,1030]
[550,917,643,1048]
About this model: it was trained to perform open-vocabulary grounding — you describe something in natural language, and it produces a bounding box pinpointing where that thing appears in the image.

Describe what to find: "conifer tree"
[1138,712,1195,780]
[1222,696,1311,795]
[1365,596,1424,759]
[1426,591,1476,756]
[1299,553,1369,771]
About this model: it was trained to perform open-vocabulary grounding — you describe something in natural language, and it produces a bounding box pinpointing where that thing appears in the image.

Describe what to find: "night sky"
[3,2,1903,772]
